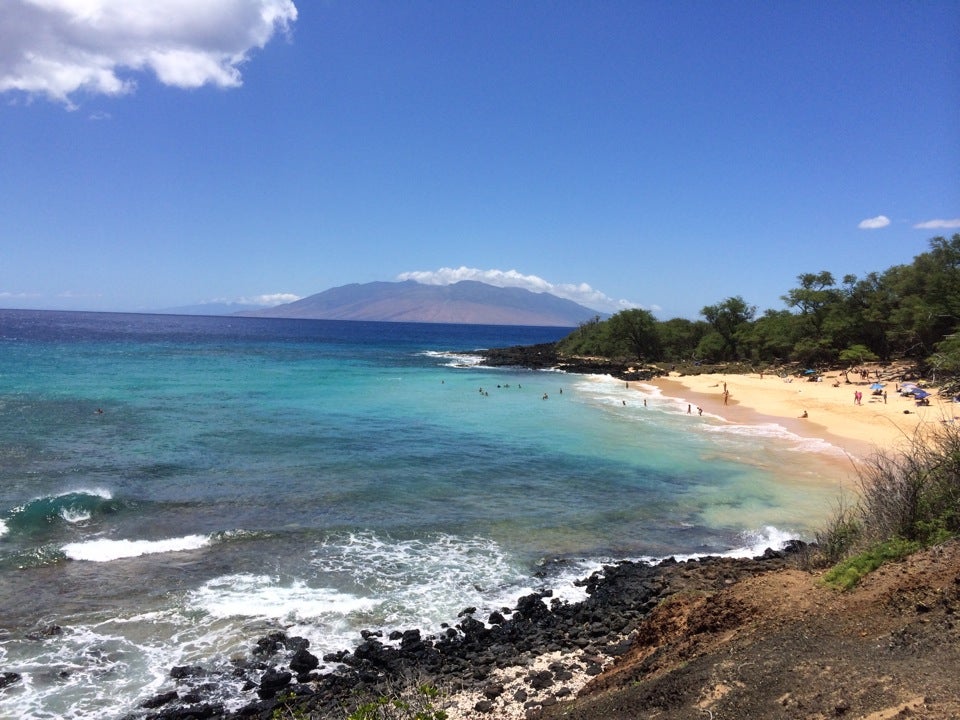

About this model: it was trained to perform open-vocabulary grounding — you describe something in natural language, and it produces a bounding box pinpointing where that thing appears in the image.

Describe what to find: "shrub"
[821,537,921,591]
[813,422,960,587]
[341,683,448,720]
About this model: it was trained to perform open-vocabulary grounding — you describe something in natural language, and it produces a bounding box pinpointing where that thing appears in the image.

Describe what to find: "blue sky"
[1,1,958,320]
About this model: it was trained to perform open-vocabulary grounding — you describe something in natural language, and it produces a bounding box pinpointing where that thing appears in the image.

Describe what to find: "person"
[800,410,808,418]
[697,406,703,416]
[687,404,691,414]
[883,390,887,404]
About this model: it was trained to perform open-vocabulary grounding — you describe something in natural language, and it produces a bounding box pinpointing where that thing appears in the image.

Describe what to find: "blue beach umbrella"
[913,389,930,400]
[870,382,885,390]
[803,368,817,375]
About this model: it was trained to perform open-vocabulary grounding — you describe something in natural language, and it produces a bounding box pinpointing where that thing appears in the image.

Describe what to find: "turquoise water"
[0,310,848,718]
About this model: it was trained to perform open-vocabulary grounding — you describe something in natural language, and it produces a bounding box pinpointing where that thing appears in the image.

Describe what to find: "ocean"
[0,310,848,719]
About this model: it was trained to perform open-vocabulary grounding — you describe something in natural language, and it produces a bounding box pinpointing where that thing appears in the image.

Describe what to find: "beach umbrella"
[870,382,885,390]
[913,389,930,400]
[803,368,817,375]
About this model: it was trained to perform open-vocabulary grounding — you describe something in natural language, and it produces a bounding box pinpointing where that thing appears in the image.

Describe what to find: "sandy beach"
[648,368,958,461]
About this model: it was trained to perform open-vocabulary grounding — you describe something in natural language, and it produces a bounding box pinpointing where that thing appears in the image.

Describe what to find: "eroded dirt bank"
[538,541,960,720]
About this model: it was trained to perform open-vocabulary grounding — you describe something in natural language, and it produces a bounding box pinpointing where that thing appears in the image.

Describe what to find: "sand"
[647,368,958,460]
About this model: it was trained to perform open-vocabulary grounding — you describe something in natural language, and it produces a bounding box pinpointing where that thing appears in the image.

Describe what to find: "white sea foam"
[185,573,384,667]
[703,420,845,455]
[310,531,533,635]
[528,527,806,609]
[72,487,112,500]
[627,525,803,565]
[189,573,378,622]
[59,508,92,524]
[579,374,846,455]
[0,623,179,720]
[420,350,484,368]
[51,487,113,501]
[62,534,211,562]
[735,525,804,557]
[574,375,681,412]
[0,518,7,538]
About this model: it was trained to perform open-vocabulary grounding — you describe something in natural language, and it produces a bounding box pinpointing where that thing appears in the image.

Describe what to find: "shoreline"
[133,549,808,720]
[126,363,957,720]
[645,369,957,462]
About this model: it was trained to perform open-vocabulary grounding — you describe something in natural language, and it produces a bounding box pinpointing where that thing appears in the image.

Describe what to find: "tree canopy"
[556,234,960,385]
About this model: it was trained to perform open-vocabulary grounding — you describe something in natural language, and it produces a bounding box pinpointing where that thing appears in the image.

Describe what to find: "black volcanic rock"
[480,343,663,382]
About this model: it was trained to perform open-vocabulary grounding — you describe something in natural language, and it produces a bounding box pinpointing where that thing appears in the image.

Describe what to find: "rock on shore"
[480,344,661,382]
[128,547,807,720]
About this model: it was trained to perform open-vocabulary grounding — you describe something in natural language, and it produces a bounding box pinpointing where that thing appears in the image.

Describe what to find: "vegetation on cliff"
[814,421,960,589]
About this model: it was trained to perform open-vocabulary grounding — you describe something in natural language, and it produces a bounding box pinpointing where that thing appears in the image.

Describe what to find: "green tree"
[928,333,960,393]
[741,309,802,362]
[700,296,756,359]
[658,318,710,361]
[886,235,960,356]
[605,308,661,360]
[838,344,879,367]
[694,331,728,362]
[837,272,896,360]
[557,315,613,356]
[782,271,842,336]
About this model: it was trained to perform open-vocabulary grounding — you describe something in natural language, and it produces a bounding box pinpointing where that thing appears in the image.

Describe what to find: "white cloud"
[205,293,299,307]
[237,292,301,306]
[858,215,891,230]
[396,267,637,313]
[0,0,298,107]
[913,218,960,230]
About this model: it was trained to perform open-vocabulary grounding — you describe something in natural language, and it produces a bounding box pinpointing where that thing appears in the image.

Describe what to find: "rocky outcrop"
[480,344,663,381]
[130,548,806,720]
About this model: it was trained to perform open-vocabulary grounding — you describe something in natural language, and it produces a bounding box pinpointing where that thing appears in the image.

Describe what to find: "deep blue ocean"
[0,310,848,718]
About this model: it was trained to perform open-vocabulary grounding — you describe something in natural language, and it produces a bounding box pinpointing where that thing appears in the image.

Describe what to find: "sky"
[1,0,958,320]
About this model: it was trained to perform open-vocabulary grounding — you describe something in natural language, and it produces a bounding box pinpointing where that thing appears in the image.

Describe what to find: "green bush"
[821,537,921,591]
[814,422,960,586]
[342,684,448,720]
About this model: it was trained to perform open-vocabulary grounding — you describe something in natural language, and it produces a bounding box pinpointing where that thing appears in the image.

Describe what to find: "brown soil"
[539,541,960,719]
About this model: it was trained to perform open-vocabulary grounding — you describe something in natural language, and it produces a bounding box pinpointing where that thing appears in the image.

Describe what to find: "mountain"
[236,280,604,327]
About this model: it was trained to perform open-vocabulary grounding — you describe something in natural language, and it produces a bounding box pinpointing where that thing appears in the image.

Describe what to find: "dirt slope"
[539,542,960,719]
